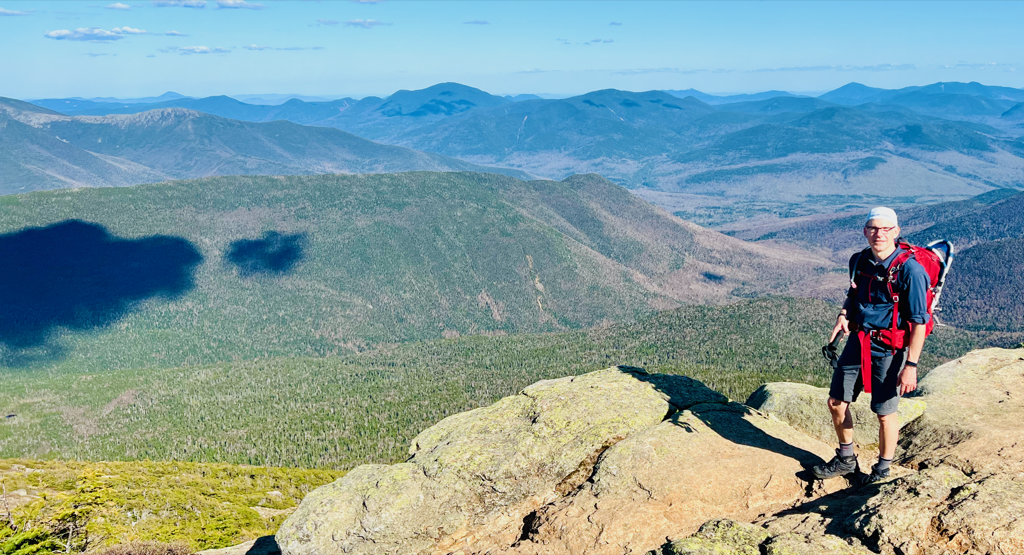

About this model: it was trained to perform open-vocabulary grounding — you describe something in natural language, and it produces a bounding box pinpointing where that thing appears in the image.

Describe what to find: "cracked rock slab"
[509,403,841,555]
[276,366,680,555]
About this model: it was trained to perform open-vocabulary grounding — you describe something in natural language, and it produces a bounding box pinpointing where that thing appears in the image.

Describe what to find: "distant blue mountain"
[663,89,797,105]
[913,82,1024,103]
[816,83,918,105]
[505,94,544,102]
[818,81,1024,106]
[884,91,1016,118]
[713,96,835,115]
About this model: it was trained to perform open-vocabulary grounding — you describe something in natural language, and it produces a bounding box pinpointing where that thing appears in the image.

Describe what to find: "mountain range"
[0,96,527,195]
[21,81,1024,222]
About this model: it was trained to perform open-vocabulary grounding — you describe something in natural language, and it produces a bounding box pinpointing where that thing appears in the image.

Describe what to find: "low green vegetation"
[0,298,982,472]
[0,458,343,553]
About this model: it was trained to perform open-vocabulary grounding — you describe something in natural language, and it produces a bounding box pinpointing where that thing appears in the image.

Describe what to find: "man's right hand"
[830,313,850,343]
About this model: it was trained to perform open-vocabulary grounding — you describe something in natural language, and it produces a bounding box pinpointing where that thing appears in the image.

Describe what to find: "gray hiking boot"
[861,463,891,485]
[812,449,859,480]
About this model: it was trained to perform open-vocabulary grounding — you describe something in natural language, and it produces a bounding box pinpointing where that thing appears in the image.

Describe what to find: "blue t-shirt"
[847,246,931,337]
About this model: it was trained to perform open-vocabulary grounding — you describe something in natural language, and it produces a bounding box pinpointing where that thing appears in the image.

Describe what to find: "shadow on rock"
[246,536,281,555]
[631,370,827,470]
[225,231,307,277]
[0,219,203,366]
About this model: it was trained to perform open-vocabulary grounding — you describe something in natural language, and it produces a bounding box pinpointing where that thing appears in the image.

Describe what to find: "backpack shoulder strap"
[850,248,870,288]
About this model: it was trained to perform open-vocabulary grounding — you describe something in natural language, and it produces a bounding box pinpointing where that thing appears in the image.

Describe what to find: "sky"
[1,0,1022,100]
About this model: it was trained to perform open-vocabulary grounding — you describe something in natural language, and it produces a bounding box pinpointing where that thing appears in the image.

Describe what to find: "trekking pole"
[822,331,845,370]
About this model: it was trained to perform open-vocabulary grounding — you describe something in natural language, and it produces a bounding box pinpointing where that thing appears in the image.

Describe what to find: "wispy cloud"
[216,0,263,9]
[85,52,115,57]
[153,0,206,7]
[588,38,614,44]
[315,18,337,25]
[160,45,230,54]
[45,27,150,41]
[752,63,915,73]
[611,67,705,76]
[165,30,186,36]
[463,20,489,25]
[517,69,559,74]
[0,7,31,15]
[105,3,131,9]
[940,62,1016,70]
[245,44,324,51]
[344,19,390,28]
[610,22,622,26]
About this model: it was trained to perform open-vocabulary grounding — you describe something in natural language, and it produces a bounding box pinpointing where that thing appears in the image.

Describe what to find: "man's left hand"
[899,365,918,396]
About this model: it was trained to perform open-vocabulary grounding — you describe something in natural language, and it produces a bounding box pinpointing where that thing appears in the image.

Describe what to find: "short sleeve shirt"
[847,247,931,334]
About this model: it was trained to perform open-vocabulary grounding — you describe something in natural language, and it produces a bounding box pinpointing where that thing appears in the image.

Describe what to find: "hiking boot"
[812,449,859,480]
[861,464,891,485]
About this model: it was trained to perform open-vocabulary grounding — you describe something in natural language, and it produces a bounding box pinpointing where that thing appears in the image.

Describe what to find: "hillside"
[0,98,528,195]
[0,296,983,470]
[0,172,843,374]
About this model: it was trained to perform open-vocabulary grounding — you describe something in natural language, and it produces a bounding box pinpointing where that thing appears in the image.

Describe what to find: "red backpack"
[849,240,954,392]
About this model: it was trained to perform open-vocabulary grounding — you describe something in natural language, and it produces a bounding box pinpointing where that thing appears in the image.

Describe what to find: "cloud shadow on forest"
[225,231,307,277]
[0,220,203,366]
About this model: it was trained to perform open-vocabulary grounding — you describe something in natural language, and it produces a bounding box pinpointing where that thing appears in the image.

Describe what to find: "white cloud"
[113,26,148,34]
[45,27,125,41]
[243,44,271,50]
[161,45,230,54]
[463,20,489,25]
[216,0,263,9]
[105,3,131,9]
[153,0,206,7]
[165,30,186,36]
[315,18,337,25]
[344,19,390,28]
[0,7,31,15]
[752,63,915,73]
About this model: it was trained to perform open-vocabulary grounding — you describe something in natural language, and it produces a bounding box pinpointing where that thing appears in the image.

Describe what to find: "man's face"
[863,218,899,251]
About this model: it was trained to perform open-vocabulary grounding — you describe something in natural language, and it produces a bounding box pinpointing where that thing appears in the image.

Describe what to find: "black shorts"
[828,337,906,416]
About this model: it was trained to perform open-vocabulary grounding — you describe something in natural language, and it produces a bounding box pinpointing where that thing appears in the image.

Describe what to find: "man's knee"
[876,412,899,426]
[827,397,847,414]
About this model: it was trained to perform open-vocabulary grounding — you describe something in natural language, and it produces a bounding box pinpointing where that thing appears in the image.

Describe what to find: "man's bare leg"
[813,397,860,479]
[828,397,854,444]
[877,412,899,460]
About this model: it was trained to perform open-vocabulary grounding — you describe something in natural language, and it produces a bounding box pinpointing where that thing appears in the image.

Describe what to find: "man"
[813,207,930,484]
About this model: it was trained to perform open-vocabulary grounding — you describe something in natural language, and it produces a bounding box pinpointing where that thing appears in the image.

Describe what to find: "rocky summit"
[268,347,1024,555]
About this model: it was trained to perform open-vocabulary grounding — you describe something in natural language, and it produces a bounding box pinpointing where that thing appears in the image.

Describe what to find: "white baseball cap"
[865,207,898,227]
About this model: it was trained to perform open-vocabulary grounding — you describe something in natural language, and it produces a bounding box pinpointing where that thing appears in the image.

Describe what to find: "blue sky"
[1,0,1022,100]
